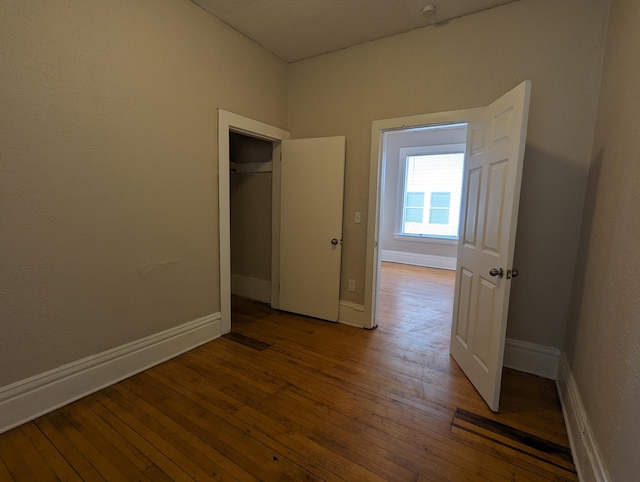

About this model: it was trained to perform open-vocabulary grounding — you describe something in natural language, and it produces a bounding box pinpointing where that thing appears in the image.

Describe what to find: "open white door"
[279,136,346,322]
[450,81,531,412]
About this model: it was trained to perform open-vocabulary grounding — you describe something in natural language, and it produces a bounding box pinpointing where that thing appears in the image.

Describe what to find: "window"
[400,151,464,238]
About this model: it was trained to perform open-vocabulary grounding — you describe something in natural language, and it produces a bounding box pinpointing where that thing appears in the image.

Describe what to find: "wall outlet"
[348,279,356,292]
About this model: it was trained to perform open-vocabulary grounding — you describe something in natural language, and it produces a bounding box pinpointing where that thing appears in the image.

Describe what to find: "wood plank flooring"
[0,262,576,481]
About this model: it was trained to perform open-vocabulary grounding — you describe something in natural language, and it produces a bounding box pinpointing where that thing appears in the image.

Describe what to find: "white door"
[279,136,346,322]
[450,81,531,412]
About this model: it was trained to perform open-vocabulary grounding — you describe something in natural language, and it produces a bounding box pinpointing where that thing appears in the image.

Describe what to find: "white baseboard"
[231,274,271,303]
[557,354,610,482]
[0,313,221,434]
[381,249,456,270]
[338,300,365,328]
[503,338,561,380]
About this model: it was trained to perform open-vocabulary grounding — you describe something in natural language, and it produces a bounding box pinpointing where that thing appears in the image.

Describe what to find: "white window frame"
[395,143,466,243]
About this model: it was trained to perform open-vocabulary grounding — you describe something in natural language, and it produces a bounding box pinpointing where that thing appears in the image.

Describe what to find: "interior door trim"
[218,110,290,334]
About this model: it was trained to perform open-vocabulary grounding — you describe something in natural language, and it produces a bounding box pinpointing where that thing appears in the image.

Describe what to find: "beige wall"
[288,0,610,348]
[0,0,287,386]
[564,0,639,477]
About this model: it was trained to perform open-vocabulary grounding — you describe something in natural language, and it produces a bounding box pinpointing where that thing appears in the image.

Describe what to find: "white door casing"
[279,137,346,322]
[450,81,532,412]
[218,110,290,334]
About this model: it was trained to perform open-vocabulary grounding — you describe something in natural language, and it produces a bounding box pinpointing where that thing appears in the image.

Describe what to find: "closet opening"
[229,132,277,309]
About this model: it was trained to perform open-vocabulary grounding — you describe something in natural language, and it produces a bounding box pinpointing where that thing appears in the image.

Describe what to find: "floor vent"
[451,408,577,478]
[225,332,271,351]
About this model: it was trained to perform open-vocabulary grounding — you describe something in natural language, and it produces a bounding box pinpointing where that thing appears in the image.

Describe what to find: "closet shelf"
[229,161,273,173]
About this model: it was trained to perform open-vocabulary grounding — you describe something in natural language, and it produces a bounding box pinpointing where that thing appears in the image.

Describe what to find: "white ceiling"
[190,0,517,62]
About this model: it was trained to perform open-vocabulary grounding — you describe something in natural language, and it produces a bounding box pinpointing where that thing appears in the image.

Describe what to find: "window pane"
[406,192,424,208]
[405,207,423,223]
[429,208,449,225]
[430,192,451,208]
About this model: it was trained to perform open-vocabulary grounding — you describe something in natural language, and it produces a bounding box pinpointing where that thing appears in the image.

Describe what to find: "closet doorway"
[218,110,288,334]
[218,110,346,333]
[228,133,347,323]
[229,132,277,307]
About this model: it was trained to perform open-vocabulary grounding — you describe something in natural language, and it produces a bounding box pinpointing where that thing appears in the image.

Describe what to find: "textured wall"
[0,0,287,386]
[287,0,610,348]
[564,0,640,477]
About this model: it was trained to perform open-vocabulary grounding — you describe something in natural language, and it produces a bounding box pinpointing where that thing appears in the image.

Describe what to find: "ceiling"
[190,0,517,62]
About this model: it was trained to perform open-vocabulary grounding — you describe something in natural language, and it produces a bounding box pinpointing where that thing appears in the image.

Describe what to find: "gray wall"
[564,0,640,477]
[0,0,288,387]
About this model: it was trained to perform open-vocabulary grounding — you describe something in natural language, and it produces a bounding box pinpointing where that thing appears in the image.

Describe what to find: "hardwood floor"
[0,262,576,481]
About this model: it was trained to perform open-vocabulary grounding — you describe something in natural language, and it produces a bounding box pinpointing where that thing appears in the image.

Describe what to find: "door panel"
[470,125,485,155]
[450,81,531,411]
[279,136,346,322]
[456,268,474,345]
[463,167,482,247]
[483,160,508,253]
[474,277,497,368]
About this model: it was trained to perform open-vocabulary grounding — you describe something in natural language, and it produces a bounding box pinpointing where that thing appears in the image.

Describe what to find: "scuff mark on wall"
[139,259,181,278]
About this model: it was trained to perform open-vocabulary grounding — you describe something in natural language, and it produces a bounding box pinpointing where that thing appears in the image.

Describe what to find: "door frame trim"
[218,110,290,333]
[364,108,480,329]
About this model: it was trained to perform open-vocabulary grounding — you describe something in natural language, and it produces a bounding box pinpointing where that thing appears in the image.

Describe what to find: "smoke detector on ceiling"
[422,4,436,17]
